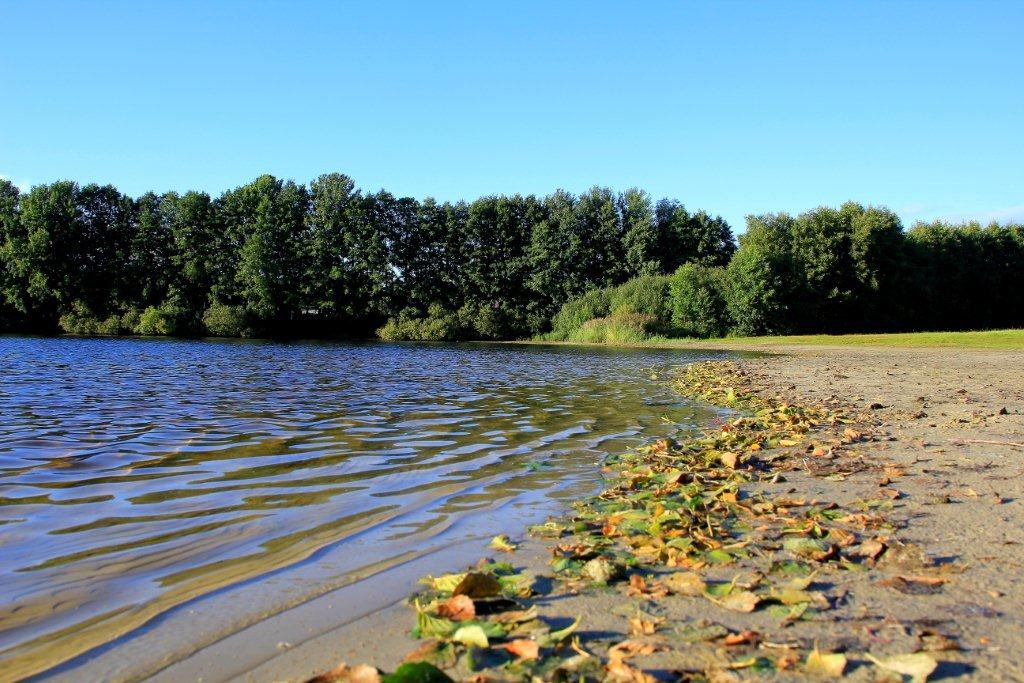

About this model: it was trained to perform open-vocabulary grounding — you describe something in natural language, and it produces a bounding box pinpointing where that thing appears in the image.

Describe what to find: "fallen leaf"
[606,657,657,683]
[608,637,666,658]
[628,614,664,635]
[436,594,475,621]
[783,537,836,562]
[626,574,668,598]
[716,590,761,613]
[919,630,959,652]
[380,662,453,683]
[419,573,467,594]
[854,538,886,560]
[452,572,501,599]
[867,652,938,683]
[804,648,847,677]
[664,571,707,596]
[452,624,489,648]
[500,639,540,660]
[722,630,759,646]
[308,663,382,683]
[488,534,517,552]
[538,616,581,646]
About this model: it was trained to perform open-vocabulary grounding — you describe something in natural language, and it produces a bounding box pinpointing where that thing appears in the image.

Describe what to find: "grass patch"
[649,328,1024,350]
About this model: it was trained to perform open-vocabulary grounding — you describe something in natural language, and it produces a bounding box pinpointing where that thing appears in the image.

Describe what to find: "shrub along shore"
[0,174,1021,342]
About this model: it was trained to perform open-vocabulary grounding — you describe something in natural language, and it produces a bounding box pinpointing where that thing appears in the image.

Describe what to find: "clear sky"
[2,1,1022,231]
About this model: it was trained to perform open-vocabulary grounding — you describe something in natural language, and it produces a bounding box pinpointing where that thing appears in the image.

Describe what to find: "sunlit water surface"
[0,337,727,680]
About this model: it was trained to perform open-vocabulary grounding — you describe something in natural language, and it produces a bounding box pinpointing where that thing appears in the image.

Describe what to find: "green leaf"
[783,537,835,561]
[452,624,489,648]
[381,662,454,683]
[414,606,456,639]
[538,616,581,646]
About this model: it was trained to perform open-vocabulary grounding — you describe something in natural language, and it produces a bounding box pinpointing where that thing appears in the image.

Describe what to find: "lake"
[0,337,727,681]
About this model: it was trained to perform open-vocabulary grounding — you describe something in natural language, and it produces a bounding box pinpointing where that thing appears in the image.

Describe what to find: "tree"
[164,190,220,330]
[619,188,659,277]
[13,181,79,325]
[0,180,22,328]
[218,175,309,327]
[669,264,729,338]
[725,213,795,336]
[304,173,361,320]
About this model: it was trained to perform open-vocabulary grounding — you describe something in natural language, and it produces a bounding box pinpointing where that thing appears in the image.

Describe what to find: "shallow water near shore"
[0,336,727,681]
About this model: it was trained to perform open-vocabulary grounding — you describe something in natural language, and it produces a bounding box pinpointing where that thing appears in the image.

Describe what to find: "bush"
[668,264,729,338]
[549,288,612,339]
[58,302,127,335]
[377,304,470,341]
[135,301,185,336]
[202,302,250,337]
[566,313,654,344]
[608,275,671,321]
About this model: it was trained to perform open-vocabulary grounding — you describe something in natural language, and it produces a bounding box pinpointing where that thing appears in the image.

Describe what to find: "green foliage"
[135,299,187,336]
[202,302,250,337]
[725,214,795,336]
[58,302,129,335]
[669,264,729,338]
[377,304,470,342]
[608,275,671,320]
[566,313,654,345]
[549,288,612,339]
[1,172,1021,342]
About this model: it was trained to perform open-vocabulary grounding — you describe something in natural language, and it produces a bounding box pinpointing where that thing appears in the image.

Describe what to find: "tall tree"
[0,180,22,328]
[218,175,309,325]
[725,213,795,336]
[619,188,659,277]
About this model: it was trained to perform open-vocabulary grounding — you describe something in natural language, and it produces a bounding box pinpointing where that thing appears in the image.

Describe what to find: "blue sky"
[2,1,1022,231]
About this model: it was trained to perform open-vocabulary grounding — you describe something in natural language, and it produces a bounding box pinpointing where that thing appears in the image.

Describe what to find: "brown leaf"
[307,663,381,683]
[500,639,540,660]
[628,615,664,636]
[452,572,501,599]
[854,538,886,560]
[626,574,668,599]
[663,571,707,596]
[716,590,761,613]
[722,630,759,646]
[606,657,657,683]
[437,594,475,621]
[877,542,931,571]
[719,451,739,468]
[919,630,959,652]
[608,638,664,658]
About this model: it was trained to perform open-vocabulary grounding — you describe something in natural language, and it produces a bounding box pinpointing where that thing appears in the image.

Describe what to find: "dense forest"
[0,174,1020,342]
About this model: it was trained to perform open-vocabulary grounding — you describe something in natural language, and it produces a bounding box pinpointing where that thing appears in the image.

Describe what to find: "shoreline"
[295,346,1023,682]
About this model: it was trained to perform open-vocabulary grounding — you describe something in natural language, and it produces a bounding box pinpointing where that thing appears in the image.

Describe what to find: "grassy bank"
[526,328,1024,351]
[658,328,1024,350]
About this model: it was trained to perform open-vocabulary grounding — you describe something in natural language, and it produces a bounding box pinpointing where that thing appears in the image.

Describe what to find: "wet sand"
[109,346,1024,681]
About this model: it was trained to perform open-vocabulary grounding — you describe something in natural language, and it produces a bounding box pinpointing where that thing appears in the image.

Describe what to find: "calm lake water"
[0,337,726,681]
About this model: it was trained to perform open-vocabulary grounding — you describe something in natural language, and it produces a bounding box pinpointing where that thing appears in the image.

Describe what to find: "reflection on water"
[0,337,723,680]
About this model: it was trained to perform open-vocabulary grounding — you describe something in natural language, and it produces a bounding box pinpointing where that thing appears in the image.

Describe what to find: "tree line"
[0,174,734,339]
[547,202,1024,343]
[1,176,1020,342]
